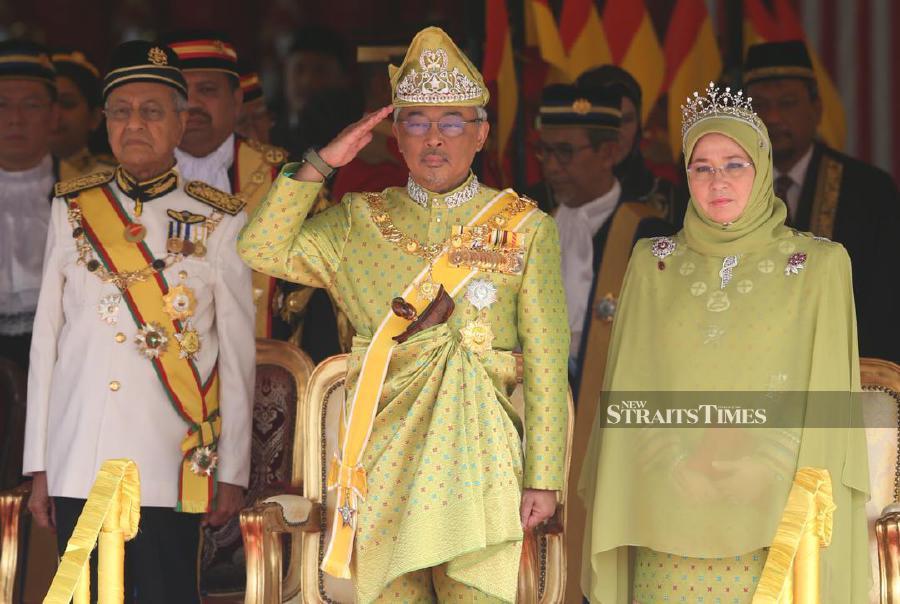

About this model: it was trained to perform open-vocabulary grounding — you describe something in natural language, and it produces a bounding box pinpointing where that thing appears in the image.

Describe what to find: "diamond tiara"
[681,82,767,145]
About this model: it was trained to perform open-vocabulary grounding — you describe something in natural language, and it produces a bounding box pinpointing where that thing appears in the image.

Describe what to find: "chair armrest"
[239,495,321,604]
[1,482,32,603]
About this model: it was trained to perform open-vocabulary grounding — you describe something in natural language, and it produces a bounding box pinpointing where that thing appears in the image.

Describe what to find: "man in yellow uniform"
[238,27,569,603]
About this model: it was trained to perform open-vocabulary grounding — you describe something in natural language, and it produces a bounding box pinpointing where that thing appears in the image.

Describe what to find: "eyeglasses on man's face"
[534,141,594,166]
[104,102,177,123]
[398,115,483,138]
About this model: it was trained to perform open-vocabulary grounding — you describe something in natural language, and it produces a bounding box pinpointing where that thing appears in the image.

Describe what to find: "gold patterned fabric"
[238,166,569,602]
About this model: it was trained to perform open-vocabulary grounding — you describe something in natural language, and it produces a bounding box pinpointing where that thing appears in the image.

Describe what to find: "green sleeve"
[237,163,350,289]
[517,214,570,490]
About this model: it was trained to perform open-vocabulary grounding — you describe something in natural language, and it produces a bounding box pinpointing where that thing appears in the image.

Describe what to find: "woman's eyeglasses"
[399,116,483,138]
[686,161,754,182]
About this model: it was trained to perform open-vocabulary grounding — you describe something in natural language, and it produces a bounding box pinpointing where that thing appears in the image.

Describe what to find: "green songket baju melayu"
[238,168,570,603]
[578,110,870,602]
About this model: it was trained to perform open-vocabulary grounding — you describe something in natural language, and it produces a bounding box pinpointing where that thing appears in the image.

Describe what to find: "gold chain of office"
[364,192,534,262]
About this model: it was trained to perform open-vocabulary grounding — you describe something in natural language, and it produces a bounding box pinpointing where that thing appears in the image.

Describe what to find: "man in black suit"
[533,83,675,395]
[745,40,900,362]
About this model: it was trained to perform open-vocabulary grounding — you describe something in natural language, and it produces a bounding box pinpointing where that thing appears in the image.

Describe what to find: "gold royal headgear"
[389,26,488,107]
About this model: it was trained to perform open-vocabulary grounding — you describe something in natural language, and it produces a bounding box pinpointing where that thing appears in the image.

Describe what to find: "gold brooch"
[174,324,202,360]
[460,318,494,355]
[572,98,592,115]
[163,284,197,321]
[148,47,168,66]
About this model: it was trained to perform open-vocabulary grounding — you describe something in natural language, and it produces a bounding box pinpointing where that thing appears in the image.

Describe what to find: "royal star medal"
[190,446,218,476]
[460,318,494,355]
[465,279,498,311]
[174,324,202,360]
[97,294,123,325]
[162,284,197,321]
[134,322,169,359]
[337,501,355,527]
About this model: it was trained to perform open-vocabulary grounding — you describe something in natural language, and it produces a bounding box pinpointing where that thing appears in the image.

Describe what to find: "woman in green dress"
[578,83,870,603]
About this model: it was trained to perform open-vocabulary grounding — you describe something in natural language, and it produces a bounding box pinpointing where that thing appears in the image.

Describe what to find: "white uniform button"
[109,380,121,392]
[115,332,126,343]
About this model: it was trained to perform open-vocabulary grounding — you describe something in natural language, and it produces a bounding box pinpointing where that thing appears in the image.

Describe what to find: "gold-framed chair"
[201,338,314,601]
[240,353,575,603]
[0,339,315,604]
[861,357,900,603]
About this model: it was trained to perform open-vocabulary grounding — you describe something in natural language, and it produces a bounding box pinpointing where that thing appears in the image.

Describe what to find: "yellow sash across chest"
[71,186,220,513]
[321,188,539,578]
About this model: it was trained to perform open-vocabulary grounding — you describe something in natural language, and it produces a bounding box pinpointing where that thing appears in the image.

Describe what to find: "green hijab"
[682,114,791,256]
[577,112,870,603]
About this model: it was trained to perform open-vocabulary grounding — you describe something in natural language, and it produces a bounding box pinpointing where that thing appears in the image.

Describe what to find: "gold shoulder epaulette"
[54,169,114,198]
[184,180,246,215]
[244,138,288,166]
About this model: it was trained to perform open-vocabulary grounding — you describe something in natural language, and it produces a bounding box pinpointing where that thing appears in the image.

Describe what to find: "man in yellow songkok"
[238,26,569,603]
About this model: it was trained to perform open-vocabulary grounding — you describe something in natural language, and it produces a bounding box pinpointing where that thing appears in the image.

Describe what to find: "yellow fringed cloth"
[752,467,836,604]
[43,459,141,604]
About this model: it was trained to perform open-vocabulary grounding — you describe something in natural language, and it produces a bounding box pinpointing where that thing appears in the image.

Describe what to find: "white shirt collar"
[775,144,814,186]
[174,133,234,193]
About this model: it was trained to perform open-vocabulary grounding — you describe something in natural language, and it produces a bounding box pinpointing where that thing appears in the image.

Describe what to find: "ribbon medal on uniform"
[134,322,169,359]
[449,225,526,275]
[167,209,209,258]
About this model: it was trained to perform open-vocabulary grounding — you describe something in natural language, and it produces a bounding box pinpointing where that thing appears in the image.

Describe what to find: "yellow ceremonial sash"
[72,186,221,513]
[752,467,835,603]
[321,189,539,578]
[234,138,280,337]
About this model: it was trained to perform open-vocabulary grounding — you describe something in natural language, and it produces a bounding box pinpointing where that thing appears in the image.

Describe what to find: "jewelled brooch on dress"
[650,236,676,270]
[785,252,807,275]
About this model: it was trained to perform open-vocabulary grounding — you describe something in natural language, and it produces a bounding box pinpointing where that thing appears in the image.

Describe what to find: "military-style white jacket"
[23,168,255,508]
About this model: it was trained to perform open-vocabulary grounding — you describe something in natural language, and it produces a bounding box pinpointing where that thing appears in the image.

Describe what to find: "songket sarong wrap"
[350,324,524,603]
[237,166,570,604]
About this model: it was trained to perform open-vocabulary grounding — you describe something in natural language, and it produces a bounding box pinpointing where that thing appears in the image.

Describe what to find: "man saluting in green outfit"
[238,26,569,603]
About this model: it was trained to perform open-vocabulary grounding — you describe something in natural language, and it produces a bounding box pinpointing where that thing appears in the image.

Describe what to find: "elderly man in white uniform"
[23,40,254,602]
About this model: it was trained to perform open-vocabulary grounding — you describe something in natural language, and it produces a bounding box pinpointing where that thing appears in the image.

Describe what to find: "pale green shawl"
[578,115,870,603]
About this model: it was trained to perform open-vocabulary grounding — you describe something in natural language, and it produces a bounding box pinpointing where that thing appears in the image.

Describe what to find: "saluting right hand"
[292,105,394,183]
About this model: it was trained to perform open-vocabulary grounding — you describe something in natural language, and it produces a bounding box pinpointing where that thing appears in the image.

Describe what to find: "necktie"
[774,175,794,223]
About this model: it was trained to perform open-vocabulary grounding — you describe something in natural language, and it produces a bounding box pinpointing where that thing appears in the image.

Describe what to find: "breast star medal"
[189,445,218,476]
[465,279,498,311]
[97,294,122,325]
[162,284,197,321]
[460,317,494,355]
[134,322,169,359]
[174,323,202,360]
